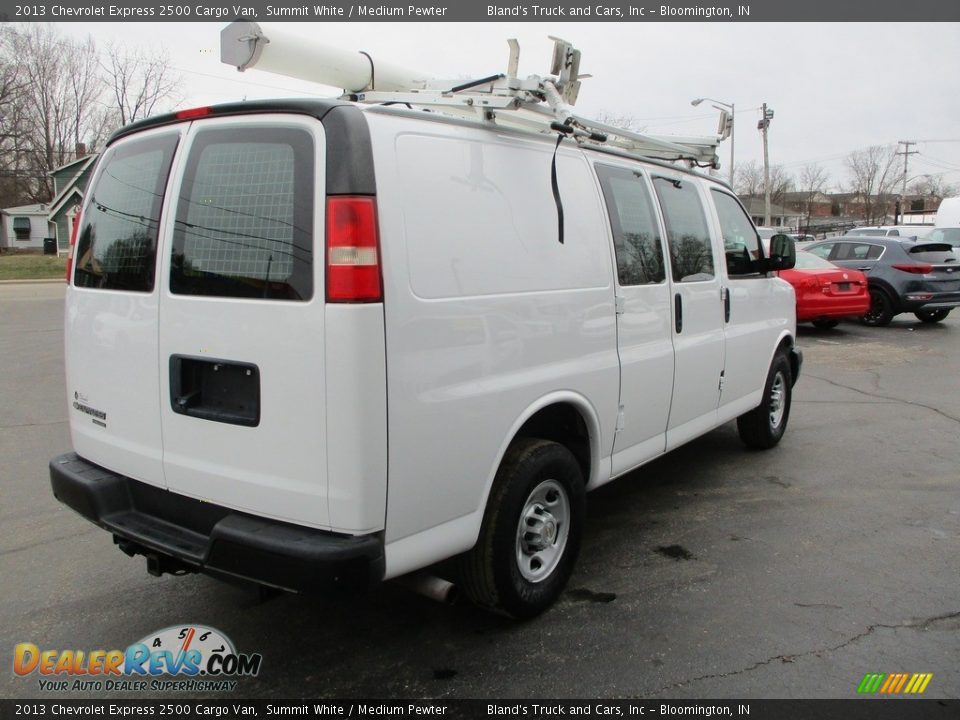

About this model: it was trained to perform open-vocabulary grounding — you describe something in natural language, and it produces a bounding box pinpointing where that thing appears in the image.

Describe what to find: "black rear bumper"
[49,453,384,593]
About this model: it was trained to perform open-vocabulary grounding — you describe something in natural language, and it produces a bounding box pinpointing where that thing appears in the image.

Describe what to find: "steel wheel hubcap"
[516,479,570,583]
[769,371,786,428]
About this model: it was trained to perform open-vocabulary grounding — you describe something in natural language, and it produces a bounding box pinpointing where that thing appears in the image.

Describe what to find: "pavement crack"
[794,602,842,609]
[648,609,960,694]
[806,373,960,425]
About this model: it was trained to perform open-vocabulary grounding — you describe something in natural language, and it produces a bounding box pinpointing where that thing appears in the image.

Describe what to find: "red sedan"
[779,251,870,328]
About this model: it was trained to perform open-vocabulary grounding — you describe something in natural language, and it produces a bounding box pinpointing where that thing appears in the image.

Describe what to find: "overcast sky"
[59,21,960,194]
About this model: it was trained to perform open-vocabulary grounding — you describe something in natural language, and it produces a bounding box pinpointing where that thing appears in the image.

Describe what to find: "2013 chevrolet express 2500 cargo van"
[50,32,800,618]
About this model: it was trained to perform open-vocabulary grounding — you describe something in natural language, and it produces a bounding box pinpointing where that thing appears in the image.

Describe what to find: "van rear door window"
[74,133,179,292]
[170,127,314,301]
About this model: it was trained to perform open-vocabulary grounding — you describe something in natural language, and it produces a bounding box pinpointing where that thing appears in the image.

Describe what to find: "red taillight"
[175,106,213,120]
[325,196,382,303]
[65,212,80,283]
[892,263,933,275]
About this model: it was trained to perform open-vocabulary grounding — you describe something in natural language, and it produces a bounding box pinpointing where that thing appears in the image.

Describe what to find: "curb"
[0,278,66,285]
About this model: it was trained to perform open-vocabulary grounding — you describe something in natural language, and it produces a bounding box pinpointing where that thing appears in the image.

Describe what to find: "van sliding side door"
[595,164,675,475]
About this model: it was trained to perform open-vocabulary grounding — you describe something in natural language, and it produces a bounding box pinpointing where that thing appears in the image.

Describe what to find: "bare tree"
[907,174,958,200]
[844,145,901,224]
[4,25,113,202]
[734,160,763,197]
[103,42,182,126]
[767,164,793,205]
[0,26,29,208]
[796,163,830,231]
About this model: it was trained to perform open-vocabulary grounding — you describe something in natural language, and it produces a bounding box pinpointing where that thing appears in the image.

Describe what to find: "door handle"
[857,266,871,272]
[723,287,730,322]
[674,293,683,334]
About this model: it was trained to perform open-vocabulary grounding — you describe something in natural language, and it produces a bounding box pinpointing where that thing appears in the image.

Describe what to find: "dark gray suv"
[805,236,960,326]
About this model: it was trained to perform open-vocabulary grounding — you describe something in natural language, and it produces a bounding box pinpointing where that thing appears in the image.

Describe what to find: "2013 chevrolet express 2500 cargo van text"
[50,30,800,618]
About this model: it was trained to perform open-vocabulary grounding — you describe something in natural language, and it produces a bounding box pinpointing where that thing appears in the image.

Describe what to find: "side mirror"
[765,233,796,271]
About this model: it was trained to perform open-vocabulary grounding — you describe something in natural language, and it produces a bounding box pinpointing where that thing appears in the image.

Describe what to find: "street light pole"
[691,97,734,187]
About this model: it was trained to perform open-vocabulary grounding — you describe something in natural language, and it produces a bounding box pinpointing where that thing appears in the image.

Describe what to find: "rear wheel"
[458,438,585,619]
[811,319,839,329]
[737,351,792,450]
[915,308,950,323]
[860,287,895,327]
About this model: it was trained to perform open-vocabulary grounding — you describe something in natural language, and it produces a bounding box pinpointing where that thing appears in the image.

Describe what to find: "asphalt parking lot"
[1,282,958,700]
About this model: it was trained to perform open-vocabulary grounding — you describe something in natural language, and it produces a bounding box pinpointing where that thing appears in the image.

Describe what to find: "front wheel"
[915,308,950,323]
[457,438,585,619]
[737,351,793,450]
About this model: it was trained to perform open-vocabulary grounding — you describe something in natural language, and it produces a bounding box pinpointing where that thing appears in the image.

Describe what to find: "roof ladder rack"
[221,22,723,168]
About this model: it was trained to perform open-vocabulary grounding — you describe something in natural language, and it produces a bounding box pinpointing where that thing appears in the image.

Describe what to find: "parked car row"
[797,236,960,326]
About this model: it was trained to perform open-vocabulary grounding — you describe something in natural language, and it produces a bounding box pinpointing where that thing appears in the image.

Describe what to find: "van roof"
[108,98,353,145]
[111,98,729,189]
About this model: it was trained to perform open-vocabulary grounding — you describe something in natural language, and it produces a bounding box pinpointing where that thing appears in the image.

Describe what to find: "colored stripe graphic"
[858,673,932,694]
[857,674,885,693]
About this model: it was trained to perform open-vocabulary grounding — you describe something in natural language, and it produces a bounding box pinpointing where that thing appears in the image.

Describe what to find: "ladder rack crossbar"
[351,89,720,166]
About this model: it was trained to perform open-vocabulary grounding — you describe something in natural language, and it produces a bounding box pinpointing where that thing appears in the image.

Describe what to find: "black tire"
[737,351,793,450]
[811,319,839,329]
[915,308,950,323]
[860,287,895,327]
[457,438,585,619]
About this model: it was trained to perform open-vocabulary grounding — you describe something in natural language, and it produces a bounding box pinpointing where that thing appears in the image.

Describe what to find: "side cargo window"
[652,177,715,283]
[595,165,666,285]
[74,134,179,291]
[710,189,762,276]
[170,127,315,301]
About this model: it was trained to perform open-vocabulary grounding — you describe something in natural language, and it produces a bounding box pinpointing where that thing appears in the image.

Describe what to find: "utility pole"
[758,103,774,226]
[896,140,918,225]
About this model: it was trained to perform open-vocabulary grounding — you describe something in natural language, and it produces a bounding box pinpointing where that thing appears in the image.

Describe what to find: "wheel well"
[777,336,799,382]
[867,280,899,309]
[515,403,591,482]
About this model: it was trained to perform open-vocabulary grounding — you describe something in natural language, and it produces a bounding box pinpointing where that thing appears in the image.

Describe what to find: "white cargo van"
[50,34,800,618]
[931,197,960,259]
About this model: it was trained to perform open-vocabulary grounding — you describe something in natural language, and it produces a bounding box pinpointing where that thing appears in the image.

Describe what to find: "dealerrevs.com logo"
[14,625,262,692]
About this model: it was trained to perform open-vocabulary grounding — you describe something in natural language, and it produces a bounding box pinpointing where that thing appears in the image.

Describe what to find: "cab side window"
[596,165,666,285]
[834,242,883,261]
[652,177,715,283]
[711,189,762,276]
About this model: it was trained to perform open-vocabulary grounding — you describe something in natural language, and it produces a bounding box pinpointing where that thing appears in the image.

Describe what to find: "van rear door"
[156,115,333,529]
[67,127,181,488]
